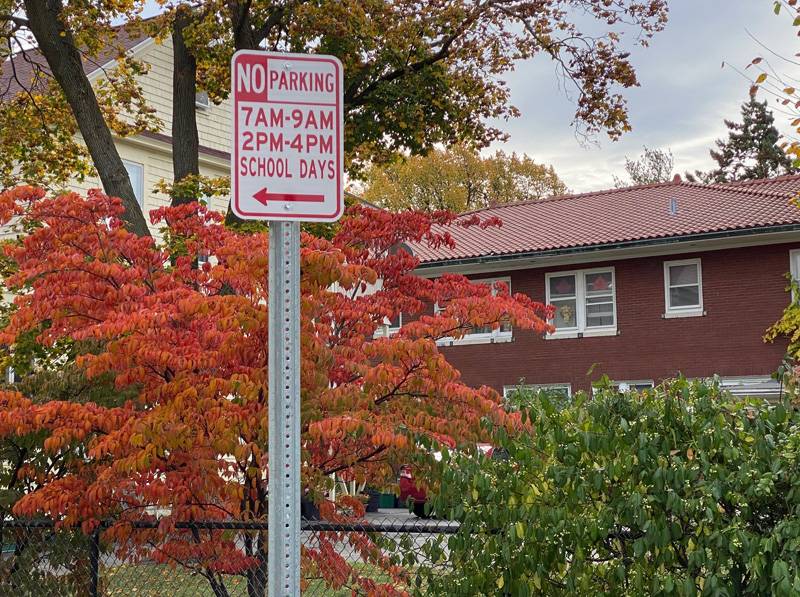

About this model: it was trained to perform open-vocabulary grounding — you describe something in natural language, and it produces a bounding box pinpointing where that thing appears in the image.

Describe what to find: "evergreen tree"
[687,98,796,183]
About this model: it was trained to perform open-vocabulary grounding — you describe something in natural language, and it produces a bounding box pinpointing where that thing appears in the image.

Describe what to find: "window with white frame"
[195,90,211,109]
[502,383,572,400]
[593,379,654,395]
[374,312,404,339]
[545,268,616,336]
[664,258,703,317]
[122,159,144,207]
[385,311,403,335]
[790,250,800,297]
[718,375,782,400]
[792,250,800,282]
[435,277,512,343]
[613,380,654,393]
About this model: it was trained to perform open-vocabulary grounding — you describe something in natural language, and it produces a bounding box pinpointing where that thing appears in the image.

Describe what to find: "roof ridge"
[725,173,800,187]
[459,178,683,217]
[702,180,799,199]
[459,175,800,221]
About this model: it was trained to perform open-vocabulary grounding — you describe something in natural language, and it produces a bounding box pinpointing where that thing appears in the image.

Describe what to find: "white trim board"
[414,231,800,278]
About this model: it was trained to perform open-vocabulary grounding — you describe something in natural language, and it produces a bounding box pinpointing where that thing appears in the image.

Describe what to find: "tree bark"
[23,0,151,237]
[171,4,200,206]
[223,2,287,227]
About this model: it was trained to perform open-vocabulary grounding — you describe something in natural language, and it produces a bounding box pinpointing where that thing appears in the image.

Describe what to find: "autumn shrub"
[423,379,800,596]
[0,186,551,595]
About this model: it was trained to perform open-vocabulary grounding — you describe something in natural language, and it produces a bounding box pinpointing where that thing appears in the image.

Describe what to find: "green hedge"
[420,378,800,596]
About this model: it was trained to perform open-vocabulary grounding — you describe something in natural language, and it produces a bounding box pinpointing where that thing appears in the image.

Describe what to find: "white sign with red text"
[231,50,344,222]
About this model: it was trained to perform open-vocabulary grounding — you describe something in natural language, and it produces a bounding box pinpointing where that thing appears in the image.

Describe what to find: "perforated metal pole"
[268,220,301,597]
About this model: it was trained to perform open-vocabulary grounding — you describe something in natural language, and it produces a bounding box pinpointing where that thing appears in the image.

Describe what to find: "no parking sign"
[231,50,343,222]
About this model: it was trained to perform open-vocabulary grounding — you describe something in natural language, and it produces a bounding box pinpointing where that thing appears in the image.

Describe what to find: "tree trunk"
[171,4,200,206]
[23,0,150,237]
[224,2,282,226]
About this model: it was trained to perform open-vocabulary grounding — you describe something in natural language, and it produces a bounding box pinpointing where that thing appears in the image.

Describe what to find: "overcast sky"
[493,2,799,193]
[140,2,795,194]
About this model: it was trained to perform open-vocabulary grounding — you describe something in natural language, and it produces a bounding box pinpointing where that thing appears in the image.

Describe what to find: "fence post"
[89,528,100,597]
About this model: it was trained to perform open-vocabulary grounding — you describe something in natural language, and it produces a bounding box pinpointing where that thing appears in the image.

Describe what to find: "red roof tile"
[725,173,800,195]
[412,175,800,264]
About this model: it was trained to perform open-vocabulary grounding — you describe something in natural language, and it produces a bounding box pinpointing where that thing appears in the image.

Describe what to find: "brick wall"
[438,242,798,393]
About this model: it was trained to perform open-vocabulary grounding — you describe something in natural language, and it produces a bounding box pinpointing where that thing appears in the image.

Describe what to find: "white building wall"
[132,38,232,155]
[65,35,232,234]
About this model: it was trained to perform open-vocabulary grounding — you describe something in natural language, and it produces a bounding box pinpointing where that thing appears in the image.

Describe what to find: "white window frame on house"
[663,258,704,318]
[195,90,211,109]
[593,379,654,395]
[435,276,513,346]
[387,311,403,335]
[122,159,144,207]
[613,380,654,392]
[545,267,617,339]
[374,311,403,338]
[502,383,572,400]
[717,375,782,400]
[789,249,800,301]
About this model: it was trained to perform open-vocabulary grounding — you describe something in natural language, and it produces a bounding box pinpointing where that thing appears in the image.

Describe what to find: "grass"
[102,562,407,596]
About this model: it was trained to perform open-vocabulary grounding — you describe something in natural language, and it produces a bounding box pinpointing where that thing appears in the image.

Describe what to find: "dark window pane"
[549,275,576,298]
[586,314,614,327]
[670,286,699,308]
[669,264,698,286]
[585,271,613,293]
[551,299,578,329]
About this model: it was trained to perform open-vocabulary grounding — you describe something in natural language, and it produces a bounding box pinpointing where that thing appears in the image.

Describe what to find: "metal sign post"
[231,50,343,597]
[267,220,301,596]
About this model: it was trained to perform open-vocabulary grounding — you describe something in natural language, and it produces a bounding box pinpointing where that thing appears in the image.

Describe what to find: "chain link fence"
[0,515,459,596]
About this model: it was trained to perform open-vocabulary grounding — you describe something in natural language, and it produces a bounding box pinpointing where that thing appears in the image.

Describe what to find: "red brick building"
[410,175,800,398]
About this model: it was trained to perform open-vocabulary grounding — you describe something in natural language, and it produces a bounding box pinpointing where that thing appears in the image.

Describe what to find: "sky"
[139,1,796,194]
[492,2,799,193]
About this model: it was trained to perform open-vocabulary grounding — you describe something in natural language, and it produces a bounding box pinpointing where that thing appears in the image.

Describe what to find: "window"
[196,90,210,109]
[664,258,703,317]
[387,312,403,334]
[718,376,782,400]
[504,383,572,410]
[593,380,654,395]
[790,250,800,300]
[502,383,572,400]
[122,159,144,207]
[545,268,616,338]
[613,380,654,393]
[435,277,512,345]
[375,311,403,338]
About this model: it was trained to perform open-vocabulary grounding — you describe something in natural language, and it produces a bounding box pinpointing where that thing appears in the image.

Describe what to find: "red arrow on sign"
[253,188,325,205]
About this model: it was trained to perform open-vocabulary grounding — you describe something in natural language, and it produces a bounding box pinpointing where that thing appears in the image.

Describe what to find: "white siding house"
[1,30,232,235]
[68,35,232,225]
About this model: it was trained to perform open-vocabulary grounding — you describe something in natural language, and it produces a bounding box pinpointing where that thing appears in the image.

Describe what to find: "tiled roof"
[725,173,800,195]
[411,175,800,264]
[0,24,149,100]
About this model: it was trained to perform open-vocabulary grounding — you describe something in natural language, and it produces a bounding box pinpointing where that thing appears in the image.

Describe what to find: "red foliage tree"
[0,187,551,594]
